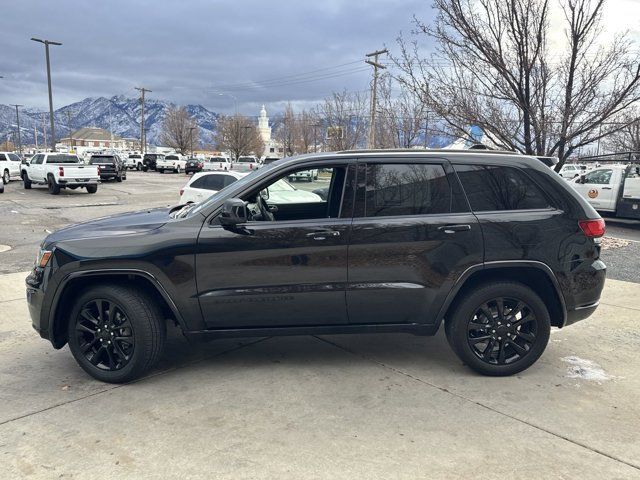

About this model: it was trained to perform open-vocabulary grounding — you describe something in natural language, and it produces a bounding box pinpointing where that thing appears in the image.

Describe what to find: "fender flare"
[48,268,186,348]
[435,260,567,326]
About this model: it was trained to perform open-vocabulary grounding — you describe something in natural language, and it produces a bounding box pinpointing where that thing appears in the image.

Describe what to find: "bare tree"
[393,0,640,169]
[275,103,297,157]
[377,74,429,148]
[319,90,369,151]
[160,106,199,154]
[295,109,319,154]
[214,114,264,160]
[604,114,640,153]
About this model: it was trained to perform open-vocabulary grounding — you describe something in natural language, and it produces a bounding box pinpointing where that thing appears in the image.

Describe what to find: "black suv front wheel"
[68,284,166,383]
[445,281,551,376]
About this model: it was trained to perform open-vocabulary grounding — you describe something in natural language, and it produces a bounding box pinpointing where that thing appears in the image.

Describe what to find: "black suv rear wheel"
[67,284,166,383]
[445,281,550,376]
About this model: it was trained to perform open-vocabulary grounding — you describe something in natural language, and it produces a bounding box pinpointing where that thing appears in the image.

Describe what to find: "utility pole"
[135,87,152,155]
[34,126,38,150]
[41,113,48,151]
[31,38,62,152]
[11,104,23,154]
[365,48,388,149]
[65,110,73,151]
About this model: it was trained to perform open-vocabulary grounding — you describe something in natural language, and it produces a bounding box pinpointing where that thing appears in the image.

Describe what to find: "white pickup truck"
[22,153,100,195]
[570,163,640,219]
[157,154,187,173]
[0,151,22,185]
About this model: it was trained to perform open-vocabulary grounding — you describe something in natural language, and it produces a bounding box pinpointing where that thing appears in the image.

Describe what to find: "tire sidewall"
[67,286,154,383]
[447,282,551,376]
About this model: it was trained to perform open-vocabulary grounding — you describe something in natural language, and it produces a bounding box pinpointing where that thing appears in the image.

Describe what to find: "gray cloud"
[0,0,428,114]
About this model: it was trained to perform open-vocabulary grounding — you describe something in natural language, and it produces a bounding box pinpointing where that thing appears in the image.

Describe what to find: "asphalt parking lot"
[1,171,639,478]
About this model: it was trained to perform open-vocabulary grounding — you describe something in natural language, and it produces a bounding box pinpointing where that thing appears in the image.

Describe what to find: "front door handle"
[306,230,341,241]
[438,224,471,234]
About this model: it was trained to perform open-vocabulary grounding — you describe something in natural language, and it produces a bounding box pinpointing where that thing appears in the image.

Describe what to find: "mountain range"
[0,95,220,147]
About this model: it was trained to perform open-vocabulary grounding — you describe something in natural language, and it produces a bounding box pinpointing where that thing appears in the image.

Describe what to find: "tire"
[2,169,9,185]
[86,184,98,194]
[0,183,3,194]
[22,172,31,189]
[137,163,142,171]
[67,283,166,383]
[47,175,60,195]
[142,166,148,172]
[158,169,164,174]
[445,281,551,376]
[176,166,182,174]
[116,174,123,182]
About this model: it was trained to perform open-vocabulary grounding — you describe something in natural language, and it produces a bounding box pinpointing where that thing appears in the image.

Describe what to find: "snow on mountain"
[0,96,220,147]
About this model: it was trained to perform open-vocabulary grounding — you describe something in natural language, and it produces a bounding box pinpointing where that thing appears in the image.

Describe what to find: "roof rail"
[335,148,520,155]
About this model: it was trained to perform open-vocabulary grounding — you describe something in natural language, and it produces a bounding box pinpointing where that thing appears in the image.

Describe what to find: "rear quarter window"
[454,164,551,211]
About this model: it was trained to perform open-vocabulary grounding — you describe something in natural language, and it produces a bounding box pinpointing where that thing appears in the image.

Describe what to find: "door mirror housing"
[219,198,248,227]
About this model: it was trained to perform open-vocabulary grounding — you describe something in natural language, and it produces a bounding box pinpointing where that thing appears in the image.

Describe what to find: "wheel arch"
[438,261,566,328]
[49,270,185,348]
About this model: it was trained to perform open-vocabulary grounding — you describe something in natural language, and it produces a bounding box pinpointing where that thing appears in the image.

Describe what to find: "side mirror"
[219,198,247,227]
[24,161,30,166]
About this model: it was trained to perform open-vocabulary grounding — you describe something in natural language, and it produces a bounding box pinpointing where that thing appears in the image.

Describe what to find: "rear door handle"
[306,230,341,240]
[438,224,471,234]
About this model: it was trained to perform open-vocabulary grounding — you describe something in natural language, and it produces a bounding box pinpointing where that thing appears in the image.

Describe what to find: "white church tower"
[258,105,271,144]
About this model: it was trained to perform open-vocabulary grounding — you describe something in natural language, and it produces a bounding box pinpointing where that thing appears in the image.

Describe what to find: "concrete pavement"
[0,271,639,479]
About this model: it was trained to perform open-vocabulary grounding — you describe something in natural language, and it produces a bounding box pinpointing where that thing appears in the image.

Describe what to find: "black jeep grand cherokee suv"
[26,150,606,383]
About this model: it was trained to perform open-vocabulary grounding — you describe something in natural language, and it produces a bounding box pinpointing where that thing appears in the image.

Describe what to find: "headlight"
[36,249,52,268]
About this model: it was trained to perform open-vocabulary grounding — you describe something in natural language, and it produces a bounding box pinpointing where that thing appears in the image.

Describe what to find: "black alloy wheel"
[466,297,537,365]
[68,284,166,383]
[445,281,550,376]
[74,298,135,371]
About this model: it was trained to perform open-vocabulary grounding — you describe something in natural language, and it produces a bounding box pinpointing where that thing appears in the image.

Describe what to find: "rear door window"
[364,163,456,217]
[454,164,551,211]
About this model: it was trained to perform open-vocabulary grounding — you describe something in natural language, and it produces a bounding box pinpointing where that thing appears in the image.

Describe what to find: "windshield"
[48,155,80,164]
[90,156,115,164]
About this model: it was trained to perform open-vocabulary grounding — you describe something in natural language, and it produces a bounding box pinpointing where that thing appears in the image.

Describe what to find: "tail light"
[249,163,253,170]
[579,219,605,238]
[59,166,64,177]
[179,189,184,196]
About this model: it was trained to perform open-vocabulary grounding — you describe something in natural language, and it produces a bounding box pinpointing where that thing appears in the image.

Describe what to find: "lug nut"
[492,330,496,333]
[498,337,502,340]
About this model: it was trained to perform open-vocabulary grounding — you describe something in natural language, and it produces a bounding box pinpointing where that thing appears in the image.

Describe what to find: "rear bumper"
[58,179,99,186]
[565,301,600,327]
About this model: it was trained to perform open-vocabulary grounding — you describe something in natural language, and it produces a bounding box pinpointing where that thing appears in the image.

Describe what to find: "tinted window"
[455,164,550,211]
[32,154,44,164]
[365,163,453,217]
[191,175,233,191]
[583,169,613,185]
[90,156,116,164]
[8,154,21,162]
[0,154,6,161]
[47,155,80,164]
[166,155,179,160]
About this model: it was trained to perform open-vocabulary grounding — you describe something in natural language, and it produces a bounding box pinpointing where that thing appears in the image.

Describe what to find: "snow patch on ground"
[561,356,614,383]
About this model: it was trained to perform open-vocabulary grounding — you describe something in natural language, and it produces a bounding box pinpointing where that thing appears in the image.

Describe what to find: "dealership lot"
[1,171,640,478]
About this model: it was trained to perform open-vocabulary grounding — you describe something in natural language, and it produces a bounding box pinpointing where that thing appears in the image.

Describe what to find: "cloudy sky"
[0,0,427,114]
[0,0,638,115]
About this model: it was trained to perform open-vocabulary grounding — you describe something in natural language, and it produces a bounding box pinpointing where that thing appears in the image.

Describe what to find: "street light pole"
[31,37,62,152]
[11,104,23,154]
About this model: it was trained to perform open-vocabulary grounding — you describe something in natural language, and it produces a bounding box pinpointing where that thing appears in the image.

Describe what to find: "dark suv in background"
[89,154,127,182]
[142,153,164,171]
[26,150,606,383]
